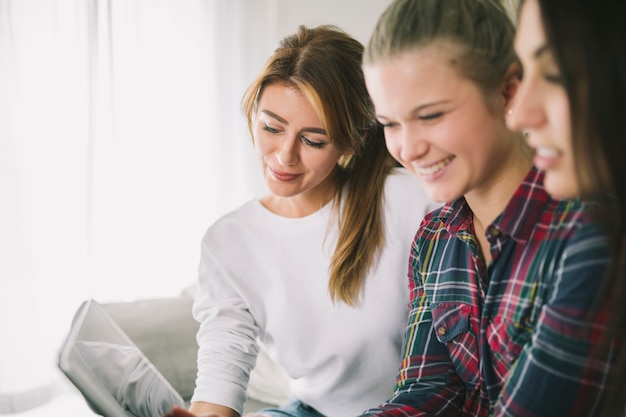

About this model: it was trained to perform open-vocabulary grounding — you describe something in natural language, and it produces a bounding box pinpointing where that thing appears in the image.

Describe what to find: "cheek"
[551,96,576,168]
[304,148,342,177]
[553,100,572,147]
[317,152,341,173]
[383,131,403,160]
[253,132,273,157]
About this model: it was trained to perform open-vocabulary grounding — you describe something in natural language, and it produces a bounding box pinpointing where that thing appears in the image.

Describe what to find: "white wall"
[274,0,391,45]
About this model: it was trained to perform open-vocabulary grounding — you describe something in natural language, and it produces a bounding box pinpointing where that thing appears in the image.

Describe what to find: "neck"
[466,135,534,233]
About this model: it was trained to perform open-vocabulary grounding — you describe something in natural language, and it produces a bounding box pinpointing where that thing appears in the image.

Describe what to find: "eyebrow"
[409,100,451,116]
[260,109,328,135]
[375,100,451,122]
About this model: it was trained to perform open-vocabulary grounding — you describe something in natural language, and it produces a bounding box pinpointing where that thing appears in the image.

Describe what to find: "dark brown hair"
[536,0,626,414]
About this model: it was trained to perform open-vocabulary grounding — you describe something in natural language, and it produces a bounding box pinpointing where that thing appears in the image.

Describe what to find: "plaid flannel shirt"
[361,167,616,417]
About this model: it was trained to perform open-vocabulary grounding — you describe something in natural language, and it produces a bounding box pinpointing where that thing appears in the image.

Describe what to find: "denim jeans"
[254,399,325,417]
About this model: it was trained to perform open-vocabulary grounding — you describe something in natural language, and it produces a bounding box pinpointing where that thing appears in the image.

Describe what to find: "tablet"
[57,299,184,417]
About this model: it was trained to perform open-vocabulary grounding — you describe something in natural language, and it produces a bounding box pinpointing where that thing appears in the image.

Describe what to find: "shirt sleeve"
[190,231,260,414]
[494,222,616,416]
[359,235,467,417]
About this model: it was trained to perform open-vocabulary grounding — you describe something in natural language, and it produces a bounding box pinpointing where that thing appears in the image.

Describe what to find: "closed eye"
[378,120,398,129]
[419,111,444,121]
[263,123,281,134]
[543,73,564,84]
[302,136,326,149]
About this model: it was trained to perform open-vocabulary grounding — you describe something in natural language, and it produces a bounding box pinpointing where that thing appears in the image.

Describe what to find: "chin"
[425,189,460,204]
[544,173,579,200]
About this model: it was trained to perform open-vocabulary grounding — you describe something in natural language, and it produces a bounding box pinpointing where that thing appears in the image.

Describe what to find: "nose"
[276,136,299,166]
[395,125,428,163]
[506,75,546,133]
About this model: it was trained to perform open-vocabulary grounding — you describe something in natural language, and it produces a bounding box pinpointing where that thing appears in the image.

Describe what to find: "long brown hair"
[241,25,396,305]
[536,0,626,414]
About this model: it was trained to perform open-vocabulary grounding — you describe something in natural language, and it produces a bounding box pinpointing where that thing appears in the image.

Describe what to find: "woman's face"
[507,0,577,199]
[364,44,515,203]
[253,83,343,213]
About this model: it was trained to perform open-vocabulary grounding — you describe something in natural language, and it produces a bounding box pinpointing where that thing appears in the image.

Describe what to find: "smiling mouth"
[535,147,560,158]
[269,166,301,182]
[418,156,454,176]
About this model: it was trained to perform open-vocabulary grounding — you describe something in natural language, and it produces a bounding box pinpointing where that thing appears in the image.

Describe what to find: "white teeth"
[535,147,559,157]
[419,156,453,175]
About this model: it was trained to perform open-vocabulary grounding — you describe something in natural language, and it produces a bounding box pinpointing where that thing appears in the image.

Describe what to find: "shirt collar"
[433,167,551,243]
[494,166,551,243]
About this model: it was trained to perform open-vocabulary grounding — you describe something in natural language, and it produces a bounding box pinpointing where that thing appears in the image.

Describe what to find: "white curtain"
[0,0,92,406]
[86,0,269,302]
[0,0,270,411]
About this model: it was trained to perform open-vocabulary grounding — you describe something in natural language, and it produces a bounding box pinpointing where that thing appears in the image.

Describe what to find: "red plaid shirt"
[361,167,617,417]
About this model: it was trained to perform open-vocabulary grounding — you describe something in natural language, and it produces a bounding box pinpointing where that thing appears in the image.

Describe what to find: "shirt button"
[489,228,500,237]
[437,326,447,336]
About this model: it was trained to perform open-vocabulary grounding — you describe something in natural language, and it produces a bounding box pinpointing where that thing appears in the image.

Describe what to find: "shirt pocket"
[487,315,531,368]
[431,302,479,385]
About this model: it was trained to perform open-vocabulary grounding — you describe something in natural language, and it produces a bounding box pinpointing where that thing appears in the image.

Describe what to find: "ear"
[338,153,353,166]
[501,63,522,114]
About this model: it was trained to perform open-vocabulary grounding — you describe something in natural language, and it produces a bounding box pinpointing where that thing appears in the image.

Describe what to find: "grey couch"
[102,295,281,414]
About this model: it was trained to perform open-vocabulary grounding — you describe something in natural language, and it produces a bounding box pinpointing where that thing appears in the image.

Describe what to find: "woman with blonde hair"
[360,0,616,415]
[177,24,433,417]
